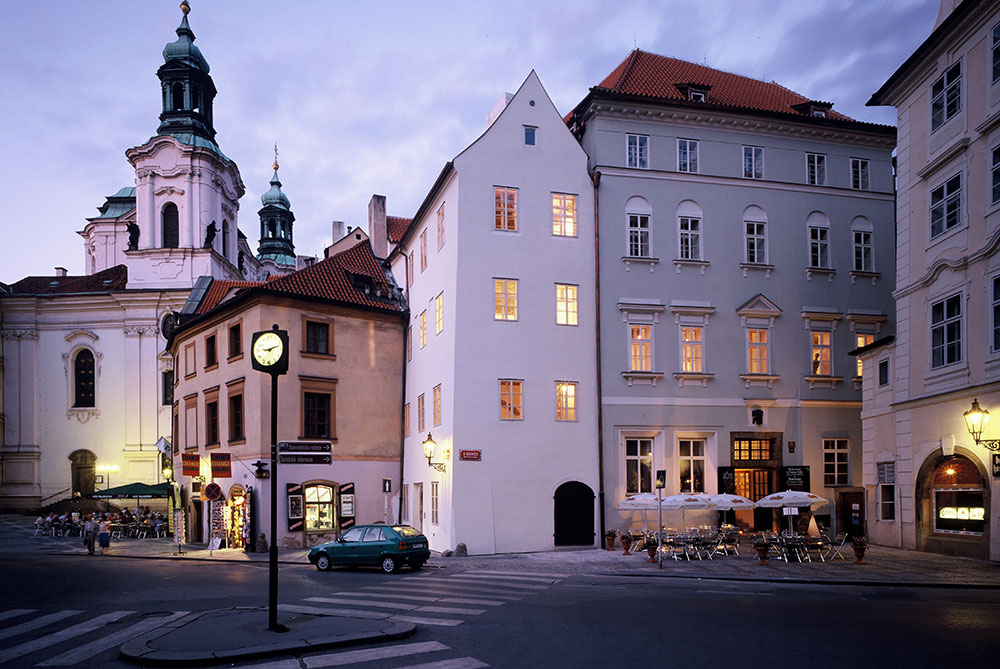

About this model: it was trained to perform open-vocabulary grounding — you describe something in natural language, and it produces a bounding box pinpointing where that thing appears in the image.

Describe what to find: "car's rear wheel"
[411,560,424,571]
[380,555,398,573]
[315,553,332,571]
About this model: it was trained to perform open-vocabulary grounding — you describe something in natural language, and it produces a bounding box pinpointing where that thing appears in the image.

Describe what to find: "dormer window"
[676,83,711,103]
[792,100,833,118]
[812,109,827,118]
[689,90,706,102]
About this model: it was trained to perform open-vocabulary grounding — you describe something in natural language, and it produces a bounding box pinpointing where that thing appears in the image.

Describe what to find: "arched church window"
[172,82,185,111]
[192,85,201,113]
[222,221,230,260]
[74,349,95,408]
[268,219,276,237]
[163,203,179,248]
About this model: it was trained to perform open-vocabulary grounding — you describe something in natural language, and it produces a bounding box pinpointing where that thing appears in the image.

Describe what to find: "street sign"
[655,469,666,490]
[460,450,482,461]
[202,482,223,501]
[382,478,392,493]
[278,441,332,453]
[278,453,332,465]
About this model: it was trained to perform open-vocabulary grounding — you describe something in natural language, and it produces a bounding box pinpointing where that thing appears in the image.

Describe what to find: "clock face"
[253,331,284,367]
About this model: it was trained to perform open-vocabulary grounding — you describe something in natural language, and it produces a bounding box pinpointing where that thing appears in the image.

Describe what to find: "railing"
[40,488,71,506]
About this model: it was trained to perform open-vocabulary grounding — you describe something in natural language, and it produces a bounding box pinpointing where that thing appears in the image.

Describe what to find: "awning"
[89,482,172,499]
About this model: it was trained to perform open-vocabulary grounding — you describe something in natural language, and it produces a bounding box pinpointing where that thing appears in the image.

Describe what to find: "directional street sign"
[278,453,332,465]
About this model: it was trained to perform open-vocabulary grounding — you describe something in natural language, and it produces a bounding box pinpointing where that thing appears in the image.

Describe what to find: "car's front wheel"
[380,555,398,573]
[315,553,332,571]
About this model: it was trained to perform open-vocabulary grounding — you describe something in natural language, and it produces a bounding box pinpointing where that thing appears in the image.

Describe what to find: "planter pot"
[621,538,632,555]
[852,544,867,564]
[754,544,770,565]
[605,536,616,550]
[646,545,658,563]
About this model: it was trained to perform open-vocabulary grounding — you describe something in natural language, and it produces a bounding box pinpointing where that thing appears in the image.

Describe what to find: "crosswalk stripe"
[0,611,35,623]
[363,585,522,601]
[415,606,485,615]
[397,657,489,669]
[333,592,441,603]
[405,576,547,591]
[299,641,450,669]
[453,573,557,584]
[277,604,390,620]
[476,569,569,578]
[0,611,83,642]
[390,614,464,627]
[440,598,504,607]
[305,597,418,611]
[0,610,133,664]
[37,611,190,667]
[442,576,548,590]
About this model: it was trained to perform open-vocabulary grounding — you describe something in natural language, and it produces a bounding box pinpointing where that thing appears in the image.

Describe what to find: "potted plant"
[620,531,633,555]
[851,535,868,564]
[604,528,617,550]
[753,539,770,565]
[644,538,659,563]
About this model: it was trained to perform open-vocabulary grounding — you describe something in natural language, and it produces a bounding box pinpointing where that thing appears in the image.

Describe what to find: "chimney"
[55,267,68,277]
[368,194,388,259]
[331,220,346,244]
[486,92,514,127]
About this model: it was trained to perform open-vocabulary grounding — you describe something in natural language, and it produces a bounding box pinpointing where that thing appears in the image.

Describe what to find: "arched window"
[304,483,336,531]
[222,221,230,260]
[806,211,831,269]
[171,82,185,111]
[73,349,95,408]
[743,205,768,264]
[677,200,703,261]
[162,203,179,248]
[851,216,874,273]
[267,219,276,237]
[625,196,652,258]
[191,85,201,113]
[932,456,984,535]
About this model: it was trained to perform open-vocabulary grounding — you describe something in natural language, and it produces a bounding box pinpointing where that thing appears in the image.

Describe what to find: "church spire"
[257,145,296,267]
[155,1,218,143]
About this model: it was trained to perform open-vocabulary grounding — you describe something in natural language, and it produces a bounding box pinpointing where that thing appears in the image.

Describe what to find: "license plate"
[411,543,425,549]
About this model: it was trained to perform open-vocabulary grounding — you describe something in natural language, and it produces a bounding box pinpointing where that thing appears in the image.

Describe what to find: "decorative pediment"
[801,308,843,331]
[65,329,99,343]
[736,294,781,327]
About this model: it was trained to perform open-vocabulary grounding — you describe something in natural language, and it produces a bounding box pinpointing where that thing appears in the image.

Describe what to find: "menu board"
[781,466,810,491]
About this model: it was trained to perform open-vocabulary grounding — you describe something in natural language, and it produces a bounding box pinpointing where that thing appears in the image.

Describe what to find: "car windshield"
[392,525,422,537]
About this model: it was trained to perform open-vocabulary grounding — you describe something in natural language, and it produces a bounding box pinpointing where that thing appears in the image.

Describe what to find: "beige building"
[167,241,406,549]
[865,0,1000,560]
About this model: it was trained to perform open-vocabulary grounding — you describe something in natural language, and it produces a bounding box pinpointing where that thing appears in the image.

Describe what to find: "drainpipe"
[592,170,607,547]
[397,310,409,524]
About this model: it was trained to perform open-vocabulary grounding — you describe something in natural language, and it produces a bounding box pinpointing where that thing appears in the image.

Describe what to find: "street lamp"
[422,433,446,473]
[96,464,119,513]
[964,399,1000,451]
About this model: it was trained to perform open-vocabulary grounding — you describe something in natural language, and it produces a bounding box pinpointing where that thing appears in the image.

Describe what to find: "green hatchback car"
[308,524,430,573]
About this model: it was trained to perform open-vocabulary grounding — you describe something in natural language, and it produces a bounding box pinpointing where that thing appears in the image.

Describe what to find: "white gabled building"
[388,71,599,554]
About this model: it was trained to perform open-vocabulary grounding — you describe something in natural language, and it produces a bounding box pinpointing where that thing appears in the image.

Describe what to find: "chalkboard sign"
[717,467,736,495]
[781,466,810,492]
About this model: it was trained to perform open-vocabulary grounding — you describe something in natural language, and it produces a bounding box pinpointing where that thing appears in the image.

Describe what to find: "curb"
[587,569,1000,589]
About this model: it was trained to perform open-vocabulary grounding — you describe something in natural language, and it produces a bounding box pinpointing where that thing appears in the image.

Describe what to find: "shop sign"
[211,453,232,478]
[182,453,200,477]
[459,450,481,461]
[339,482,356,531]
[278,441,332,453]
[781,466,810,491]
[287,483,303,532]
[340,494,355,517]
[278,453,332,464]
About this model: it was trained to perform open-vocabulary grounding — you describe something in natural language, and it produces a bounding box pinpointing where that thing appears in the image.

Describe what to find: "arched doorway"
[916,451,989,560]
[553,481,594,546]
[69,450,97,495]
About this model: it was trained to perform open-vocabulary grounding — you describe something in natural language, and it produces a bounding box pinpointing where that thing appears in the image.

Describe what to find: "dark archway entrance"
[553,481,594,546]
[915,451,989,560]
[69,449,97,495]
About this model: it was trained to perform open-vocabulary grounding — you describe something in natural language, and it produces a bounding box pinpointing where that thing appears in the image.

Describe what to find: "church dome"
[162,2,210,73]
[261,166,291,210]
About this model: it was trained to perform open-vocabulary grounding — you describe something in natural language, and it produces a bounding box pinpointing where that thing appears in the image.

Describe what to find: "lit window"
[499,379,523,420]
[494,278,518,321]
[433,384,442,427]
[406,252,414,287]
[678,139,698,173]
[931,61,961,132]
[856,333,874,377]
[419,311,427,348]
[678,217,701,260]
[629,324,652,372]
[930,174,961,238]
[747,328,769,374]
[419,230,428,271]
[930,293,962,368]
[304,484,335,531]
[851,158,870,191]
[556,284,578,326]
[494,187,518,231]
[806,153,826,185]
[552,193,577,237]
[679,439,705,493]
[417,394,425,432]
[810,331,832,376]
[437,204,445,250]
[823,439,849,486]
[435,293,444,335]
[627,134,649,168]
[681,326,702,372]
[555,381,577,421]
[809,227,830,268]
[743,146,763,179]
[625,438,652,494]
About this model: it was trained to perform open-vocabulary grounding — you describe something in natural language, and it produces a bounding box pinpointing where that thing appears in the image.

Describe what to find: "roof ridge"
[614,48,642,93]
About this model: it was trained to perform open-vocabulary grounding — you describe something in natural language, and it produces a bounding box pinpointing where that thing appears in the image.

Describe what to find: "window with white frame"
[853,217,874,272]
[552,193,577,237]
[850,158,870,190]
[435,292,444,335]
[993,23,1000,83]
[931,293,962,368]
[679,439,705,493]
[628,213,650,258]
[524,125,536,146]
[681,326,703,373]
[625,437,653,494]
[806,153,826,185]
[437,203,445,250]
[877,462,896,521]
[419,310,427,348]
[856,333,874,377]
[430,481,439,524]
[823,438,849,486]
[679,217,701,261]
[627,134,648,168]
[555,381,577,421]
[931,61,961,132]
[499,379,523,420]
[406,252,414,287]
[810,331,832,376]
[494,187,518,231]
[745,221,766,264]
[743,145,763,179]
[556,284,578,326]
[747,328,769,374]
[930,174,962,238]
[419,229,428,272]
[992,145,1000,205]
[629,324,652,371]
[494,278,518,321]
[432,384,442,426]
[993,275,1000,353]
[678,139,699,173]
[809,226,830,268]
[417,393,425,432]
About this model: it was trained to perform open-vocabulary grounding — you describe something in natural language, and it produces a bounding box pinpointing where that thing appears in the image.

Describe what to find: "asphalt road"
[1,555,998,667]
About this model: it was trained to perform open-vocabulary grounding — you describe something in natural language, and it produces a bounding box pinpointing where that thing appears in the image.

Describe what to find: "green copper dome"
[162,12,210,73]
[260,168,291,210]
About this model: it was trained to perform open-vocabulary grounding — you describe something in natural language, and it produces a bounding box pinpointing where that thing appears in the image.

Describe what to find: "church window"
[172,82,185,111]
[162,203,179,248]
[74,349,96,408]
[222,221,230,260]
[268,219,276,237]
[192,85,201,113]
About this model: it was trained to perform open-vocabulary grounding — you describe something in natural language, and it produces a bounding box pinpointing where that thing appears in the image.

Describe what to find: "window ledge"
[204,363,219,372]
[806,267,835,282]
[849,271,880,286]
[622,256,660,273]
[227,353,244,363]
[228,438,246,446]
[739,263,773,278]
[924,362,969,392]
[805,375,843,389]
[673,259,709,274]
[622,371,665,387]
[301,351,337,361]
[739,373,779,388]
[673,372,714,387]
[205,442,221,451]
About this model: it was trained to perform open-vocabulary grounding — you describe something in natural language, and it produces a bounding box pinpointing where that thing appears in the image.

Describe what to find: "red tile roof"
[6,265,128,295]
[197,280,260,314]
[591,49,855,122]
[387,216,412,243]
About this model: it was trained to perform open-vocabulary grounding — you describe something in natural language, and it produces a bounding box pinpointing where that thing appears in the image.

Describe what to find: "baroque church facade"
[0,3,302,510]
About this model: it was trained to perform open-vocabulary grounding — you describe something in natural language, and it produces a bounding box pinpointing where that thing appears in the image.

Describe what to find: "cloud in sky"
[0,0,937,282]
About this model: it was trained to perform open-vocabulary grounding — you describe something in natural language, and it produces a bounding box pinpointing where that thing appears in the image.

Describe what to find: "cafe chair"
[825,533,848,561]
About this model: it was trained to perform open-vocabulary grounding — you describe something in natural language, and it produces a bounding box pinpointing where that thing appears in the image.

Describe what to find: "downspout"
[592,170,607,548]
[397,296,409,525]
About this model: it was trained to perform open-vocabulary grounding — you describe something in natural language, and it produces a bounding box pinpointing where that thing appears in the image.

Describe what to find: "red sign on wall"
[211,453,232,478]
[459,450,482,461]
[182,453,200,477]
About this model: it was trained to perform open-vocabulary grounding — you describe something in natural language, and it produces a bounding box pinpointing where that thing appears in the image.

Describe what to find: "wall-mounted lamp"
[422,433,446,473]
[964,399,1000,452]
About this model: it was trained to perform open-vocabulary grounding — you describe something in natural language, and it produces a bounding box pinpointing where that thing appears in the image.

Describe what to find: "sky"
[0,0,939,283]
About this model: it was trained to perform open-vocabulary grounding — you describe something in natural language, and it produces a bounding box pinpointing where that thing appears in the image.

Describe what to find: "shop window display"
[932,457,984,535]
[305,484,335,531]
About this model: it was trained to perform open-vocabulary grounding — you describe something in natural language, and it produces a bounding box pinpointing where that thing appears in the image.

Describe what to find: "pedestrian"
[83,514,98,555]
[97,515,111,555]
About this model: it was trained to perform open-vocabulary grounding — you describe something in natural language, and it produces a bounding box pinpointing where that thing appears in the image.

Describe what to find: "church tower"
[256,154,297,275]
[121,0,247,289]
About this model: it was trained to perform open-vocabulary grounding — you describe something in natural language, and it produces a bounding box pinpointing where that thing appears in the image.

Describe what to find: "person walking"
[83,514,98,555]
[97,515,111,555]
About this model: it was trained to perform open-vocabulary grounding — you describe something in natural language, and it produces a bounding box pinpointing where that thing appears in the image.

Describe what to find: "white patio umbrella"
[755,490,831,533]
[707,493,756,510]
[620,493,663,531]
[659,493,717,530]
